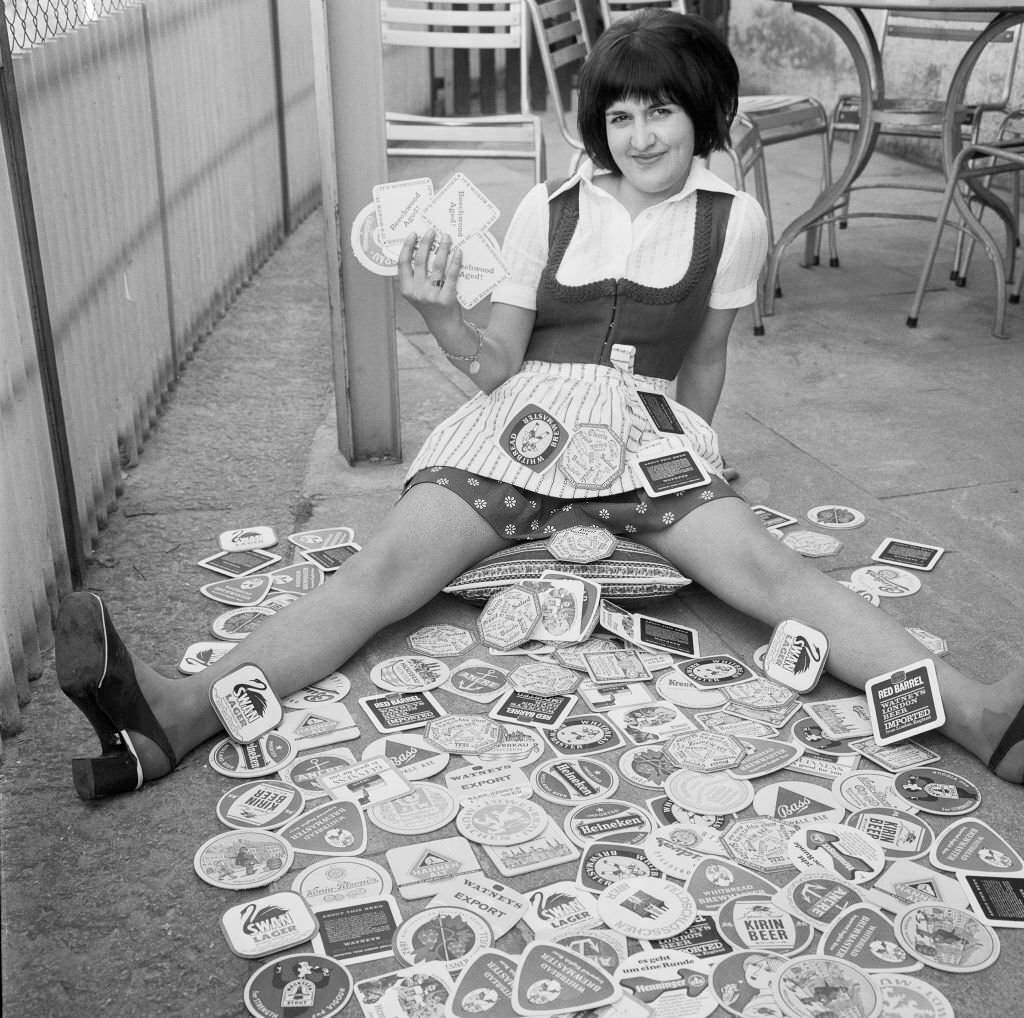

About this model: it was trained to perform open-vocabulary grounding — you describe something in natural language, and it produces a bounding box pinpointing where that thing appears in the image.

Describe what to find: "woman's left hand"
[397,229,462,315]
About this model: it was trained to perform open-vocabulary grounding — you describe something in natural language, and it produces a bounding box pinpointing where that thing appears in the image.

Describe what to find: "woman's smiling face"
[604,94,696,207]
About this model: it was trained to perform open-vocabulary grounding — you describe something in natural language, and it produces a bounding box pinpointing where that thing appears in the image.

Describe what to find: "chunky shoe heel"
[72,748,144,800]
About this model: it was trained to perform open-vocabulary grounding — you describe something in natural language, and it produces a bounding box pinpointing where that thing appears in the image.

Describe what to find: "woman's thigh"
[351,481,513,607]
[634,496,812,623]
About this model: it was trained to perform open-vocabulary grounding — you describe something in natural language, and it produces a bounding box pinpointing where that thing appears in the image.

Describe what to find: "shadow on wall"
[730,2,852,109]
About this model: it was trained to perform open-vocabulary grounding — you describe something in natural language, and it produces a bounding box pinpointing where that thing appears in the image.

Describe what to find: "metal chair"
[724,113,771,335]
[380,0,547,184]
[524,0,592,174]
[953,107,1024,289]
[736,93,839,273]
[907,131,1024,338]
[828,11,1022,272]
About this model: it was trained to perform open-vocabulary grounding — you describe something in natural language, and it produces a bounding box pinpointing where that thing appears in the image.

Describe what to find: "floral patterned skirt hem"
[406,466,739,542]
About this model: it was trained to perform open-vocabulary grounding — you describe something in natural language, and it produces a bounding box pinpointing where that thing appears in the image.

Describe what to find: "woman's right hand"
[397,228,462,321]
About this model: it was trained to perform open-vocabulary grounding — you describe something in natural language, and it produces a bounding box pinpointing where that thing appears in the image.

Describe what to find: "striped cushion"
[444,537,690,603]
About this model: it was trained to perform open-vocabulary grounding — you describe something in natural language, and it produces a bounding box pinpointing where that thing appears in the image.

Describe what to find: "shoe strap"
[119,731,146,791]
[988,705,1024,773]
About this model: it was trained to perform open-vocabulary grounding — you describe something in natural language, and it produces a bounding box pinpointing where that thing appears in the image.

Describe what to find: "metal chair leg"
[907,173,960,329]
[819,130,840,268]
[909,143,1021,337]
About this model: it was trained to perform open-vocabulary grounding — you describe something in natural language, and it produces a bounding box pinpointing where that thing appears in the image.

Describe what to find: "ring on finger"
[432,278,444,288]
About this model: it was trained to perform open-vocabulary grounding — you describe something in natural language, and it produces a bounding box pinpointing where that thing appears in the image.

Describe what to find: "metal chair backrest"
[380,0,546,181]
[525,0,592,162]
[879,11,1022,113]
[380,0,532,117]
[598,0,684,26]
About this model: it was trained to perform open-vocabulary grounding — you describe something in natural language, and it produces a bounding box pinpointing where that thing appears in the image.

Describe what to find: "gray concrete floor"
[2,130,1024,1017]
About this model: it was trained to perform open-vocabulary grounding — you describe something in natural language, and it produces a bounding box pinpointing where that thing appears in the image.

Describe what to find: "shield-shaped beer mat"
[447,949,520,1018]
[301,544,359,571]
[279,800,367,856]
[820,904,921,972]
[686,858,780,914]
[930,817,1024,874]
[200,573,273,607]
[512,940,620,1014]
[267,561,326,595]
[771,870,866,931]
[288,527,356,551]
[362,732,450,780]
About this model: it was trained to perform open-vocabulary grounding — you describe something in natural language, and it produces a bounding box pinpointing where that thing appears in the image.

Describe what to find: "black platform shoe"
[55,592,177,800]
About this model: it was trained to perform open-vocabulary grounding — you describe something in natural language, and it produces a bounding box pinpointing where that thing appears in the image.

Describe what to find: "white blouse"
[491,159,768,313]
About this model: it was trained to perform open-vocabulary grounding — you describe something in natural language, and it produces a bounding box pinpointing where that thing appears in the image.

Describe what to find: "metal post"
[0,10,85,587]
[268,0,291,237]
[309,0,401,462]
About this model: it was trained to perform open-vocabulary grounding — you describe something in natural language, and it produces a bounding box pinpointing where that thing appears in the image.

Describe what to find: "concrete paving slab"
[879,480,1024,601]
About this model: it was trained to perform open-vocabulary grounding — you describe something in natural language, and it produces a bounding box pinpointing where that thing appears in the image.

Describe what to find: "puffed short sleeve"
[489,182,551,310]
[708,190,769,310]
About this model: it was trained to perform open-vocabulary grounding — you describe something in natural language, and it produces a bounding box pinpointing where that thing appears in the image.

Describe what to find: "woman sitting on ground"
[55,9,1024,798]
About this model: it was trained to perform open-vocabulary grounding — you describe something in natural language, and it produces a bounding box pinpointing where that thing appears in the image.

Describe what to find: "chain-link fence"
[4,0,134,52]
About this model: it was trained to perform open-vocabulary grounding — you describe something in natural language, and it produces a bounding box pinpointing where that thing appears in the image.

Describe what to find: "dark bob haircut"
[577,9,739,170]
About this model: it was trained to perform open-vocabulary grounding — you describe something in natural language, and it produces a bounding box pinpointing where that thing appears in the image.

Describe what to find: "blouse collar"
[549,158,738,206]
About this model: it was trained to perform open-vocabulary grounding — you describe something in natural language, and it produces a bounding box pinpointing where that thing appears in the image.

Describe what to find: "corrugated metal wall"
[0,106,66,731]
[0,0,320,734]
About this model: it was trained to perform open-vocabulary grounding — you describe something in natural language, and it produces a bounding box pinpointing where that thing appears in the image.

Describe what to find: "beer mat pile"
[183,516,1021,1018]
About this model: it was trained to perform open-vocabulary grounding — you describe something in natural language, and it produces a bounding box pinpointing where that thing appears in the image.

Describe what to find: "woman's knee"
[647,500,812,605]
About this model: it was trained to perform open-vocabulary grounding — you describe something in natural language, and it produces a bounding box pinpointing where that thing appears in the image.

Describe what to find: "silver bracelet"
[442,321,484,375]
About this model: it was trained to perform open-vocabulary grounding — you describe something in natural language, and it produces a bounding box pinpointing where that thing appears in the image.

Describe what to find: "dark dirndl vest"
[523,181,734,381]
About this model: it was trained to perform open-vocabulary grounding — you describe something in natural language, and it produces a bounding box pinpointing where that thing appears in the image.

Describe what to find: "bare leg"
[61,484,508,781]
[639,497,1024,782]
